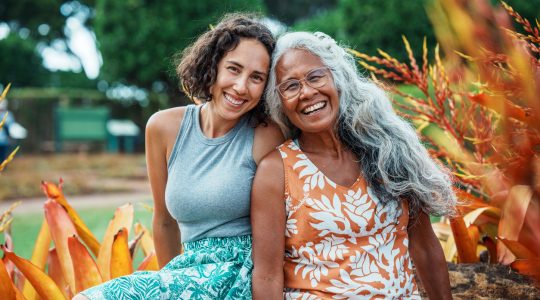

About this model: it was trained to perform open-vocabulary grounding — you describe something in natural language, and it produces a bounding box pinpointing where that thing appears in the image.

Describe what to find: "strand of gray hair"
[265,31,457,216]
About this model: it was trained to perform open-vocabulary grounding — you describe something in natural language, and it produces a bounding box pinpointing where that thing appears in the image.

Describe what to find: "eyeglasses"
[276,67,331,101]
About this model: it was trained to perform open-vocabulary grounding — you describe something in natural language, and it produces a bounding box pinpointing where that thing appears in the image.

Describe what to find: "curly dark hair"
[176,13,275,126]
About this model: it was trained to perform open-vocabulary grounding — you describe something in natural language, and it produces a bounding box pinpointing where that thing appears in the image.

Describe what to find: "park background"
[1,0,539,298]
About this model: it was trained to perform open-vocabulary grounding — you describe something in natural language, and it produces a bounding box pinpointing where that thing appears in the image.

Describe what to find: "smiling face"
[275,49,340,134]
[209,38,270,122]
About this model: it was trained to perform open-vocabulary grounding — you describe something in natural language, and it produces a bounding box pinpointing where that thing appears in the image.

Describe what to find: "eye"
[307,74,324,83]
[227,66,241,74]
[282,81,300,92]
[251,74,265,83]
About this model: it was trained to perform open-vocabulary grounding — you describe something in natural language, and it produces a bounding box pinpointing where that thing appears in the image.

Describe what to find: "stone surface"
[417,263,540,299]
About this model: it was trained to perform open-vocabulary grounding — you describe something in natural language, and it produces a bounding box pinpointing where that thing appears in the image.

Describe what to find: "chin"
[297,117,336,133]
[222,106,252,120]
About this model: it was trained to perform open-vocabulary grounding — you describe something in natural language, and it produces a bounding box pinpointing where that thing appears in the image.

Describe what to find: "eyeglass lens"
[278,68,328,100]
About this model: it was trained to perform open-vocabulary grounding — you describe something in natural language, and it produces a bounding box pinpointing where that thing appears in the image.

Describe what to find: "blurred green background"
[0,0,538,260]
[2,0,538,153]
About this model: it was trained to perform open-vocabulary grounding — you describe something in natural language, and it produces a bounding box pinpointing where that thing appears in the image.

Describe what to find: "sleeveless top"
[165,104,256,243]
[278,140,420,299]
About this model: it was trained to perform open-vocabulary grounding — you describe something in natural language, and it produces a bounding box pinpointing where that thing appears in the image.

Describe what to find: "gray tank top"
[165,104,256,243]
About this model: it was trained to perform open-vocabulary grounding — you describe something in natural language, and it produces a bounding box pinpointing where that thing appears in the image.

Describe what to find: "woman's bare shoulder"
[146,106,187,131]
[257,149,284,175]
[145,106,191,152]
[254,119,283,138]
[253,119,285,164]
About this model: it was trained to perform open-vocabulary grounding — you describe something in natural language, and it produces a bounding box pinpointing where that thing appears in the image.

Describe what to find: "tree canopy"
[0,34,48,87]
[293,0,540,64]
[263,0,337,25]
[2,0,539,93]
[294,0,435,63]
[93,0,265,103]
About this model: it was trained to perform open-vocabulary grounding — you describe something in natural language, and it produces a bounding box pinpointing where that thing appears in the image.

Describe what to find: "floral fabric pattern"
[81,235,252,300]
[278,140,420,300]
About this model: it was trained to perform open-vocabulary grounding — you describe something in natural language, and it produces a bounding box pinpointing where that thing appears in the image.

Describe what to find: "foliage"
[93,0,265,104]
[0,35,48,87]
[292,9,344,38]
[263,0,337,25]
[492,0,540,26]
[0,0,98,45]
[0,0,95,82]
[294,0,540,71]
[0,36,94,89]
[0,181,157,299]
[44,71,97,89]
[294,0,436,64]
[0,84,19,171]
[0,0,67,42]
[353,0,540,282]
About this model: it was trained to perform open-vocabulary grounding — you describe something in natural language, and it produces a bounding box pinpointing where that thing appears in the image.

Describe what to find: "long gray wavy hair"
[266,31,456,216]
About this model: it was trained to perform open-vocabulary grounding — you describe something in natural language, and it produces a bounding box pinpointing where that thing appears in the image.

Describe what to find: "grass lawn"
[1,203,154,266]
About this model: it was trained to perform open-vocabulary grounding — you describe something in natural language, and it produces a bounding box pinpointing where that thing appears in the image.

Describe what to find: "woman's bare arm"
[408,211,452,299]
[145,109,183,267]
[251,150,286,300]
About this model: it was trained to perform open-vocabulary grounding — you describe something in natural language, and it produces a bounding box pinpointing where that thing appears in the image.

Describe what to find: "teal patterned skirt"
[81,235,252,299]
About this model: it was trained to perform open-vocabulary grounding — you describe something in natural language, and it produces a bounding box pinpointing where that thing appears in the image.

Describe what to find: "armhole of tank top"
[167,105,193,171]
[246,122,257,170]
[277,145,291,201]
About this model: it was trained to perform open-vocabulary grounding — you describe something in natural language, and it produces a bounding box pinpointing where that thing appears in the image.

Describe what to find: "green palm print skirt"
[81,235,252,299]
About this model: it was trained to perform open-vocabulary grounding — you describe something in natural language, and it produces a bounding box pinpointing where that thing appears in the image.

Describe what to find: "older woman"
[251,32,456,299]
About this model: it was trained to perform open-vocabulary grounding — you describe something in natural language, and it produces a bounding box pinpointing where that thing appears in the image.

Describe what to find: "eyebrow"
[226,61,268,76]
[280,67,325,82]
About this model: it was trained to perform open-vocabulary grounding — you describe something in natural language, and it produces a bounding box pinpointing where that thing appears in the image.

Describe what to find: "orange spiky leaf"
[22,219,51,300]
[47,248,69,298]
[449,216,479,263]
[44,199,77,294]
[0,258,17,300]
[136,251,159,271]
[110,228,133,279]
[2,246,67,300]
[67,235,103,293]
[97,203,133,281]
[41,181,100,256]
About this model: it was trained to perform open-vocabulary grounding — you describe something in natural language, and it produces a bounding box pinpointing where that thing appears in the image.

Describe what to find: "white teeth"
[302,102,326,114]
[224,93,244,105]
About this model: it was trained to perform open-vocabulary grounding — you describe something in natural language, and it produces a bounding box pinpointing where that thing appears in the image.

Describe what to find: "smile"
[301,101,327,115]
[224,93,246,106]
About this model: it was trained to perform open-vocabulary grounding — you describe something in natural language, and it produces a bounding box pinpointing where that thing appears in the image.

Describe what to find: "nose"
[298,80,317,100]
[233,76,248,95]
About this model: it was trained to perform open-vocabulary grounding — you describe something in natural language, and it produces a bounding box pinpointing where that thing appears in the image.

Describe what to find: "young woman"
[76,13,283,300]
[252,32,456,299]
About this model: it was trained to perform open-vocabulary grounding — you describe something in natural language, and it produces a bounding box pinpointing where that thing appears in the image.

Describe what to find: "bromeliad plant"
[0,181,159,300]
[0,83,19,172]
[352,0,540,282]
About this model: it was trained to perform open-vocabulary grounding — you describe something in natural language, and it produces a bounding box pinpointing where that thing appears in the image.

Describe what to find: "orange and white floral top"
[278,140,420,300]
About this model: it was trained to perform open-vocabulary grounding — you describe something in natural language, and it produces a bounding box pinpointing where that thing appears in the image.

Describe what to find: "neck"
[199,103,239,138]
[298,130,345,159]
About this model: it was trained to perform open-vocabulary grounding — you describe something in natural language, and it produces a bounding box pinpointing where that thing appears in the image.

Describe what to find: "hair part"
[266,31,457,216]
[176,13,275,125]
